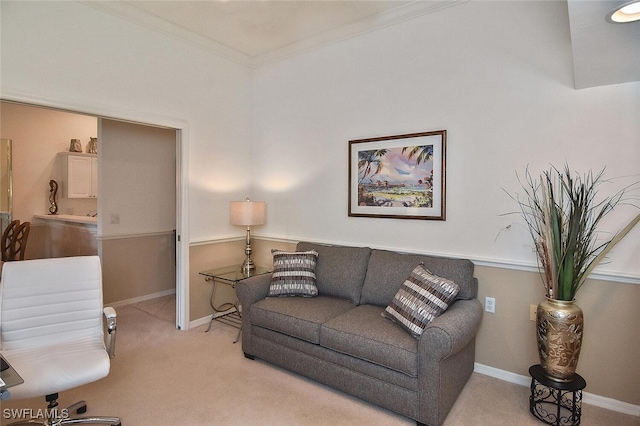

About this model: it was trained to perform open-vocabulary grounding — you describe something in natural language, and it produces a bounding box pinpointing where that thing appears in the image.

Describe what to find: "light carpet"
[2,296,638,425]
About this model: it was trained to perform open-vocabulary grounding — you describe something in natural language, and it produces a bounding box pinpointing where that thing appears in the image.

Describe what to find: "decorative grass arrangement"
[514,165,640,301]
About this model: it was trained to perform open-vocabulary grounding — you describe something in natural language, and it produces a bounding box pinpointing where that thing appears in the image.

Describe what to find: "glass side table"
[529,364,586,426]
[199,265,271,343]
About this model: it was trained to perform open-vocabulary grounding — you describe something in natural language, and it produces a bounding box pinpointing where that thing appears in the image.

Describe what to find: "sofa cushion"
[360,249,475,306]
[268,249,319,297]
[382,263,460,338]
[321,304,418,377]
[296,242,371,304]
[252,296,355,344]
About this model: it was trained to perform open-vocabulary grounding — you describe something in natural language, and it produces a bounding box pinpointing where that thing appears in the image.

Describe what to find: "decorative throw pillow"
[382,263,460,338]
[268,249,319,297]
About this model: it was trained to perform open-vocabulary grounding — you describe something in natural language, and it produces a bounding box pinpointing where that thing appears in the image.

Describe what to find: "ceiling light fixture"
[607,0,640,23]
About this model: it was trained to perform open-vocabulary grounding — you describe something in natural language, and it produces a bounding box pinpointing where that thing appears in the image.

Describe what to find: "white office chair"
[0,256,120,426]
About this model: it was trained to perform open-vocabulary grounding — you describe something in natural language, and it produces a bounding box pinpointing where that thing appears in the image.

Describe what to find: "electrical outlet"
[530,304,538,321]
[484,297,496,314]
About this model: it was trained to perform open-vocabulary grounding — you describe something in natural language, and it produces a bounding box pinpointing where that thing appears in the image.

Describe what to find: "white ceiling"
[85,0,459,67]
[122,0,414,58]
[84,0,640,89]
[567,0,640,89]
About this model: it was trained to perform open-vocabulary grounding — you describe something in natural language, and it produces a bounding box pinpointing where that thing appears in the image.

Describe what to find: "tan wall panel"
[475,265,640,405]
[189,241,245,322]
[250,238,296,268]
[188,239,295,324]
[101,233,175,305]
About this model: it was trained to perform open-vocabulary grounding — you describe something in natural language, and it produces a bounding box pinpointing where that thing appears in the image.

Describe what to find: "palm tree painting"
[356,145,435,208]
[349,130,446,220]
[358,149,388,183]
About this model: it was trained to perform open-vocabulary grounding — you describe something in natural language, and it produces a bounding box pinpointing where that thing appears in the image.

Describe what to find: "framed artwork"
[348,130,446,220]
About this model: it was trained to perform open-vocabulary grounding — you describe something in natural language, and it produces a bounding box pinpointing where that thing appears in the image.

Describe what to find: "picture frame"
[348,130,446,220]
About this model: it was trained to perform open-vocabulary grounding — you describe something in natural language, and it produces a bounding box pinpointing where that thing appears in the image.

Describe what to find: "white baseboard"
[474,363,640,417]
[108,289,176,308]
[189,307,237,330]
[189,316,212,329]
[474,363,531,386]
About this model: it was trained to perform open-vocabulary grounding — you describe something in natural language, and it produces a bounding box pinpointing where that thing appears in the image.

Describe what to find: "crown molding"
[77,0,468,69]
[77,0,253,67]
[250,0,468,68]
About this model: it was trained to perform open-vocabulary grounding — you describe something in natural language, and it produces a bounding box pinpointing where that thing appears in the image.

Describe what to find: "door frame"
[0,96,190,330]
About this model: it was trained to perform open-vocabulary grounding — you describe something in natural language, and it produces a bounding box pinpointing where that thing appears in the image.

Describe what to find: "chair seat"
[1,335,110,399]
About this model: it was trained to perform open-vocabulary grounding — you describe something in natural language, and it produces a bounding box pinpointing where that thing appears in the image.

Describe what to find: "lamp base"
[241,258,256,272]
[240,226,256,274]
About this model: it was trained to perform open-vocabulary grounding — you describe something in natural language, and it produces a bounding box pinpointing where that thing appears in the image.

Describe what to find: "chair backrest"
[0,256,104,351]
[1,220,19,261]
[1,220,31,261]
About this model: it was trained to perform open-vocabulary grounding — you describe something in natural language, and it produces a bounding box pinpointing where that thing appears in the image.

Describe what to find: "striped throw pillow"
[268,250,319,297]
[382,263,460,338]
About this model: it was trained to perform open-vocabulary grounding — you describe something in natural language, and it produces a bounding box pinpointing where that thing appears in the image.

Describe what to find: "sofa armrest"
[416,298,483,426]
[236,273,272,356]
[419,299,483,359]
[236,273,272,307]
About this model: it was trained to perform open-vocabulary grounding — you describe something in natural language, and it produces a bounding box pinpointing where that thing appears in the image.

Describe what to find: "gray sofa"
[236,242,483,426]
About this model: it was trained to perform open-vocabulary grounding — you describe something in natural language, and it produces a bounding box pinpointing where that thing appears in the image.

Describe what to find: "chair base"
[6,394,120,426]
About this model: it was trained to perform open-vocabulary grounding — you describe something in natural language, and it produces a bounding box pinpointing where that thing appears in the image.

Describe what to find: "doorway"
[98,118,178,321]
[0,101,186,329]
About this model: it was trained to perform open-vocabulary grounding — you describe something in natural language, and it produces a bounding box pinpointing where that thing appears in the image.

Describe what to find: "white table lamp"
[230,199,265,272]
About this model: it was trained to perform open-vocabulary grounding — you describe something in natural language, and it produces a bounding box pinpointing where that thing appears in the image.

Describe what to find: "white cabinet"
[58,153,98,198]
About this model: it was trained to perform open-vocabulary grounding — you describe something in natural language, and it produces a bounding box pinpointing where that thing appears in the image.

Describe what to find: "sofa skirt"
[250,329,419,420]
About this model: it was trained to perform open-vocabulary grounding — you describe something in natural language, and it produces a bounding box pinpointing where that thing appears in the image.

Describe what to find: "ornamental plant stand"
[529,364,586,426]
[512,165,640,381]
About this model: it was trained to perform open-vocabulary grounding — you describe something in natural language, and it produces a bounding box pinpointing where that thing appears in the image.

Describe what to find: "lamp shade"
[230,200,266,226]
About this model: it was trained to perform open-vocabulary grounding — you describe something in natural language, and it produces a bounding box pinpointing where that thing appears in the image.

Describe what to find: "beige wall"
[475,264,640,405]
[0,102,98,224]
[189,240,245,322]
[101,232,175,305]
[188,238,294,322]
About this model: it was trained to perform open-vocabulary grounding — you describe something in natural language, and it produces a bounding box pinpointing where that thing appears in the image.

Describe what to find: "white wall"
[0,0,253,242]
[3,2,636,277]
[99,119,176,236]
[251,0,640,279]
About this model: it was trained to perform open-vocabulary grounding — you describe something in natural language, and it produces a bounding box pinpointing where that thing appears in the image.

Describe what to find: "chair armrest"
[103,307,117,358]
[236,274,272,307]
[419,299,483,360]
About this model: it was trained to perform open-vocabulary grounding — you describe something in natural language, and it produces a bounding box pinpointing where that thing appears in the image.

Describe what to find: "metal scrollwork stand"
[529,364,586,426]
[49,179,58,215]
